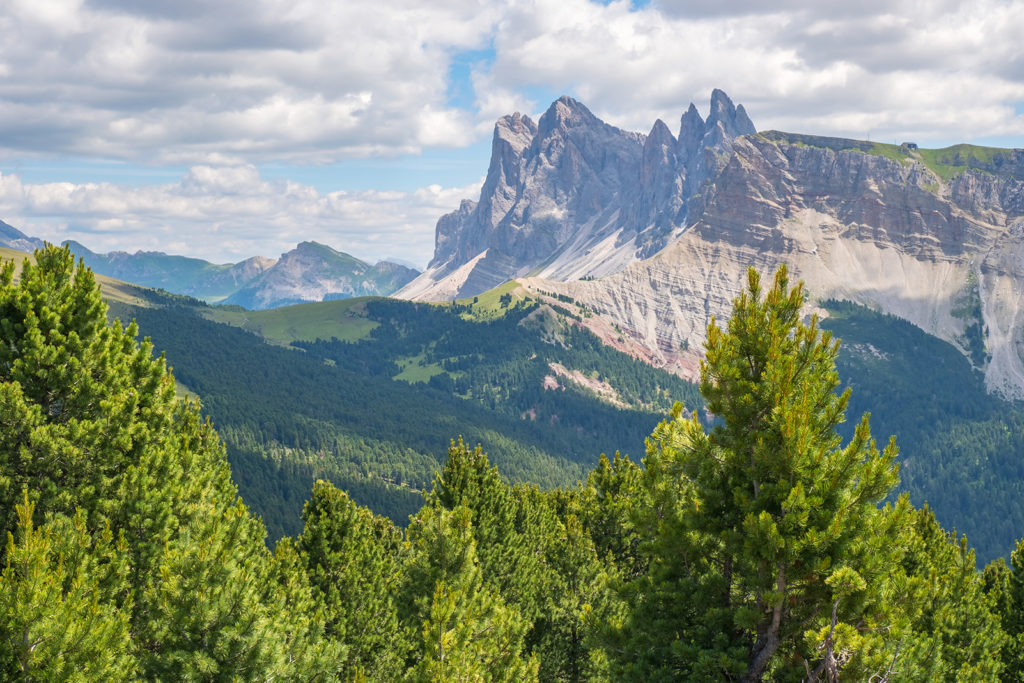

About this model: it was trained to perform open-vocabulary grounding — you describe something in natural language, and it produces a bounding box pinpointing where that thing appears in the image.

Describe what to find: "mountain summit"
[398,90,757,300]
[400,91,1024,398]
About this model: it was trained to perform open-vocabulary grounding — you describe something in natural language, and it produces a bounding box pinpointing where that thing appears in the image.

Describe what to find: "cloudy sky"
[1,0,1022,267]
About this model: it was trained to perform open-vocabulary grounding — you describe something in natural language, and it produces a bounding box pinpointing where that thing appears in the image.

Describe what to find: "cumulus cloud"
[0,167,481,267]
[1,0,1021,167]
[1,0,1022,268]
[475,0,1024,146]
[0,0,503,163]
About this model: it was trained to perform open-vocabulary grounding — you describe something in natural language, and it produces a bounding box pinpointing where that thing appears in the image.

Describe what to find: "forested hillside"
[6,248,1024,680]
[115,294,700,539]
[822,301,1024,564]
[107,271,1024,563]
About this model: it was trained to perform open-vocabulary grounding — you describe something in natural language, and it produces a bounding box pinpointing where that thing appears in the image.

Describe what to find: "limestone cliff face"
[402,92,1024,397]
[528,133,1024,398]
[398,90,754,299]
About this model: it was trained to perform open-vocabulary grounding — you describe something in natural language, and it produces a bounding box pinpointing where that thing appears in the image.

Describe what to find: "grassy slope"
[2,246,156,307]
[8,245,1024,560]
[760,131,1019,183]
[201,297,381,344]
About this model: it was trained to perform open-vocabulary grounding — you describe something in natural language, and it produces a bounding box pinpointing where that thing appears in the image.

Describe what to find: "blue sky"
[0,0,1022,267]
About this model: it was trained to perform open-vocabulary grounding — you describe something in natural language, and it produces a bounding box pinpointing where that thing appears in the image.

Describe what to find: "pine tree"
[618,266,904,680]
[299,480,408,679]
[427,440,551,634]
[541,510,615,682]
[401,503,538,682]
[984,539,1024,679]
[891,506,1004,680]
[0,246,334,678]
[0,246,176,543]
[0,493,134,680]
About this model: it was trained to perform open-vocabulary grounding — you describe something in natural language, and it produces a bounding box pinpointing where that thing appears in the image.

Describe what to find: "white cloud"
[0,0,504,163]
[1,0,1021,166]
[1,0,1023,268]
[475,0,1024,146]
[0,167,482,268]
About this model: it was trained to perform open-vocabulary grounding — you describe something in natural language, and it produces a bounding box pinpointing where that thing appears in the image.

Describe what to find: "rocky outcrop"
[404,93,1024,397]
[524,132,1024,398]
[0,220,45,253]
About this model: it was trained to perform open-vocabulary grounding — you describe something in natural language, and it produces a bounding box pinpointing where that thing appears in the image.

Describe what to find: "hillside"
[3,246,1014,680]
[5,237,1024,563]
[107,270,1024,563]
[111,292,700,540]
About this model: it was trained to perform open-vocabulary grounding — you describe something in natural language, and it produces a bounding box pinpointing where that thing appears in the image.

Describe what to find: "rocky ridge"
[399,90,755,299]
[0,220,45,253]
[402,93,1024,398]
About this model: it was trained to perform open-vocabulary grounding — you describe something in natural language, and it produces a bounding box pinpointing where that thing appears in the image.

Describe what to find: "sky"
[1,0,1022,268]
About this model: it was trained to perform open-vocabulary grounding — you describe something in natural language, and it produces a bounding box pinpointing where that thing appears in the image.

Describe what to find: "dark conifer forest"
[5,246,1024,680]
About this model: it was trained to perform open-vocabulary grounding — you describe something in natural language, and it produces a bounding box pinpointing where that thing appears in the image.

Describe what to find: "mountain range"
[399,90,1024,399]
[0,222,419,309]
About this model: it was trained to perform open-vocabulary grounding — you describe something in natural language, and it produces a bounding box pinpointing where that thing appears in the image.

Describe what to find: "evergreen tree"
[892,506,1004,680]
[984,540,1024,680]
[401,504,538,681]
[299,480,408,679]
[0,246,333,679]
[575,452,645,579]
[427,441,551,637]
[0,246,176,543]
[617,266,904,680]
[0,494,134,681]
[541,510,616,682]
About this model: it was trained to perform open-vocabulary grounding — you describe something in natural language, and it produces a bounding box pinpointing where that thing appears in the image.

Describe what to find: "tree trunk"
[742,566,786,682]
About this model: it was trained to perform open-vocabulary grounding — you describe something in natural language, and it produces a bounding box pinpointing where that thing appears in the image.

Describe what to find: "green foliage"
[984,539,1024,679]
[0,495,134,681]
[760,131,1018,182]
[0,246,177,537]
[893,506,1004,680]
[299,481,409,679]
[821,299,1024,564]
[615,267,905,680]
[427,440,625,681]
[123,294,698,540]
[0,245,333,679]
[1,246,1015,681]
[401,504,538,681]
[202,296,380,344]
[950,270,990,367]
[916,144,1016,181]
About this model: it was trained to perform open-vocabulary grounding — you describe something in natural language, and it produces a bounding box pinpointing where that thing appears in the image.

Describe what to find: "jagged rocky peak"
[432,198,478,268]
[641,120,681,193]
[646,119,677,152]
[484,112,536,212]
[678,103,705,152]
[707,88,756,138]
[537,95,600,135]
[401,89,756,300]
